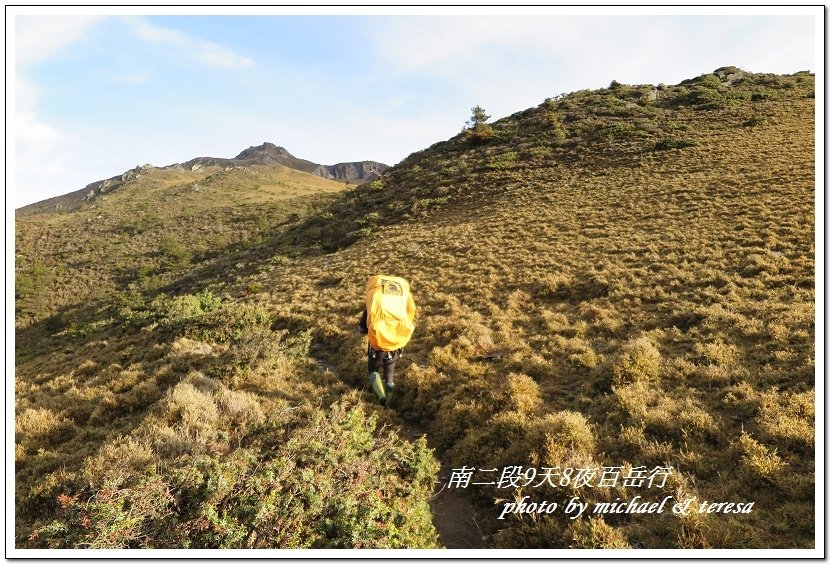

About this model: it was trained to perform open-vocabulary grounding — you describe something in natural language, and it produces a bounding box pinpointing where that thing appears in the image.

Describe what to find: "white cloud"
[13,16,256,207]
[125,17,254,68]
[16,79,57,144]
[15,15,108,66]
[15,77,71,207]
[374,17,504,74]
[14,16,109,207]
[371,15,815,123]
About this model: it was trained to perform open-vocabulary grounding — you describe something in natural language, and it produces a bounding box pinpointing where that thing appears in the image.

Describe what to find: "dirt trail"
[396,411,488,549]
[313,354,488,549]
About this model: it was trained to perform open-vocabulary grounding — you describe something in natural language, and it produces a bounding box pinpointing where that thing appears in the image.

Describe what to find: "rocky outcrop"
[231,142,389,182]
[16,164,154,216]
[234,142,294,163]
[312,161,388,182]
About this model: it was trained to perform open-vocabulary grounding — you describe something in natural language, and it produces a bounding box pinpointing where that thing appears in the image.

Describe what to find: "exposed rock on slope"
[227,142,388,182]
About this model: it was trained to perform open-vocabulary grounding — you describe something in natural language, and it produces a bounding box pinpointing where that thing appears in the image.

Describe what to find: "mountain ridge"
[16,142,388,216]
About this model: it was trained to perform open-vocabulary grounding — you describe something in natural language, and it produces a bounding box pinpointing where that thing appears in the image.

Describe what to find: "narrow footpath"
[397,413,488,549]
[313,353,488,549]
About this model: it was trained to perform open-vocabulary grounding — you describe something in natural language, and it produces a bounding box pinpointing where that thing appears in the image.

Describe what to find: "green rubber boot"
[369,372,386,403]
[385,382,395,407]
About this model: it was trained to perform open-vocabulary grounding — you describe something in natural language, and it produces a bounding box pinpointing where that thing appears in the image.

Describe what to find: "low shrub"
[464,124,494,144]
[612,337,662,385]
[602,122,650,140]
[540,410,596,465]
[695,339,739,367]
[484,151,519,170]
[614,381,717,442]
[28,397,440,549]
[499,373,543,414]
[159,234,192,267]
[16,408,78,451]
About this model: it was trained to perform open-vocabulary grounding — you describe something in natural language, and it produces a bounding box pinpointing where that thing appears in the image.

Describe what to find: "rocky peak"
[234,142,294,162]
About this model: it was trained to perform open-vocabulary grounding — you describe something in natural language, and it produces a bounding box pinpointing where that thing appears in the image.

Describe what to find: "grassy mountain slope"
[15,67,815,549]
[16,164,440,549]
[16,143,387,217]
[255,67,816,548]
[15,163,346,328]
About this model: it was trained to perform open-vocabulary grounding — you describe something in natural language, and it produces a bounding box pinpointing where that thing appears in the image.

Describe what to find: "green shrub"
[602,122,649,139]
[16,263,54,317]
[346,227,372,241]
[524,146,553,160]
[751,89,778,101]
[30,400,440,549]
[43,312,69,334]
[671,75,749,109]
[174,301,272,344]
[136,264,156,279]
[358,211,381,225]
[543,110,568,142]
[157,289,222,326]
[412,196,450,212]
[159,234,192,267]
[484,151,519,170]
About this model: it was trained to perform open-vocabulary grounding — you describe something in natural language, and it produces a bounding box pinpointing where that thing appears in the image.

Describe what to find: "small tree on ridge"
[464,105,494,143]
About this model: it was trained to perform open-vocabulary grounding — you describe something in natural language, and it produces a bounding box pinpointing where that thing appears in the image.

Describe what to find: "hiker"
[358,275,416,404]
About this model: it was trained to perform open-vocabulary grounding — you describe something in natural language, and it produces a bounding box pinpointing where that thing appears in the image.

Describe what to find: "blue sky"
[12,8,820,207]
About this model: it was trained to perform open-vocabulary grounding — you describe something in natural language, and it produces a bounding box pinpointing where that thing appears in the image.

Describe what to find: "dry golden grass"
[15,69,815,548]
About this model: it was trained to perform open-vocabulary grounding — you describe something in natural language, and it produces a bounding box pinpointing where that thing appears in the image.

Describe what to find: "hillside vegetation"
[15,67,815,549]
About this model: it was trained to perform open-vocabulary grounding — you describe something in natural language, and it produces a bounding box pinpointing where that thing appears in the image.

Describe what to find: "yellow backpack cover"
[365,275,416,352]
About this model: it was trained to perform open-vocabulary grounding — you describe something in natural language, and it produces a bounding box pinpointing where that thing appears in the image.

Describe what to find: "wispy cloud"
[370,15,815,121]
[373,17,503,74]
[13,15,257,207]
[14,77,75,208]
[14,17,106,207]
[15,78,58,144]
[10,12,817,208]
[15,15,108,66]
[125,17,254,68]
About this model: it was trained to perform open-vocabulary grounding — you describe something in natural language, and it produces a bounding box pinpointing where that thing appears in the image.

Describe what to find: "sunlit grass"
[15,68,815,549]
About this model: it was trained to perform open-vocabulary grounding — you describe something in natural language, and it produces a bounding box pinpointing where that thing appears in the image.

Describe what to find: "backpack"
[365,275,416,352]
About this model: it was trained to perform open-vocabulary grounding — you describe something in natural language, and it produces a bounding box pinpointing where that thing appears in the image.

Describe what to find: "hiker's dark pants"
[368,347,401,385]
